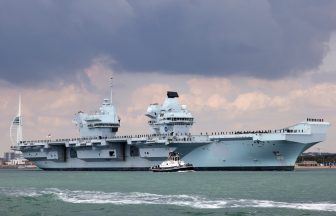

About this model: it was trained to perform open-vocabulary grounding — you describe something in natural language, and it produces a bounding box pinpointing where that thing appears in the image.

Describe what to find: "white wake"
[0,187,335,212]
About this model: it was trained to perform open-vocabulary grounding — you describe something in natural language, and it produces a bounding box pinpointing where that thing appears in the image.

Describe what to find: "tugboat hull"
[150,165,194,172]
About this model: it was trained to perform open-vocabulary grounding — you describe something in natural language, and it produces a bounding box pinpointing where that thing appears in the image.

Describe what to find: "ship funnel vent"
[167,91,179,98]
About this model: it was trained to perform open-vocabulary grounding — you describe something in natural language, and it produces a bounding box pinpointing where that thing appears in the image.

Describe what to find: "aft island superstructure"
[13,87,330,171]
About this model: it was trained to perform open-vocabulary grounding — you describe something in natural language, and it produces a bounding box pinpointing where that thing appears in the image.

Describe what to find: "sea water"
[0,169,335,216]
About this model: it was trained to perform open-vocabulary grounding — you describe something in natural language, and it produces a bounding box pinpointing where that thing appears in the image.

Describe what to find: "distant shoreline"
[0,165,37,170]
[0,165,18,169]
[295,166,336,170]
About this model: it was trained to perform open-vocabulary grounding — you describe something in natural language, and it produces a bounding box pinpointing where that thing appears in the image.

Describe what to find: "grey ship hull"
[34,140,303,171]
[18,121,328,171]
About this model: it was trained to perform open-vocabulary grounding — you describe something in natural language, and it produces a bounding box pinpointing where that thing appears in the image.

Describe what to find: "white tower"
[10,95,23,145]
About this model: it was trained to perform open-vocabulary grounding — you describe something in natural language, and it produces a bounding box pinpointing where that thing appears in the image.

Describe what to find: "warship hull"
[17,121,328,171]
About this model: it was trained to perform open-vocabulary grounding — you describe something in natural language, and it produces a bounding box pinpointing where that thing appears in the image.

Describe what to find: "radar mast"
[110,77,113,105]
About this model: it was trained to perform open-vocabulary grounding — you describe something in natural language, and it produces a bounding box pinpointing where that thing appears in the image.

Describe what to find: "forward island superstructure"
[13,86,330,171]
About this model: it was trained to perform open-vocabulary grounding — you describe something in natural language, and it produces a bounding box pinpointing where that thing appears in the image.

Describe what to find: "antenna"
[18,94,21,117]
[110,77,113,105]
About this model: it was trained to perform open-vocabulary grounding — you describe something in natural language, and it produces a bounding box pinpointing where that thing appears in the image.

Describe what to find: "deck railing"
[18,126,309,146]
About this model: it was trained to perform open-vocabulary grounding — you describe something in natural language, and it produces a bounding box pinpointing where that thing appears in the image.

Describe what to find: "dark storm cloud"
[0,0,335,84]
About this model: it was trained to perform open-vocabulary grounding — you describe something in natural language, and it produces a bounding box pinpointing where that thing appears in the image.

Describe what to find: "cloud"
[290,84,336,109]
[207,94,228,110]
[1,0,336,85]
[232,92,271,111]
[1,26,336,154]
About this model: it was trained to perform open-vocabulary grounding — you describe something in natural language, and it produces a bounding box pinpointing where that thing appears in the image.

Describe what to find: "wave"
[0,187,335,212]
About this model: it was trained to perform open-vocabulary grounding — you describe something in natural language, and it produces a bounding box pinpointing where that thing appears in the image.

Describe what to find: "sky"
[1,0,336,154]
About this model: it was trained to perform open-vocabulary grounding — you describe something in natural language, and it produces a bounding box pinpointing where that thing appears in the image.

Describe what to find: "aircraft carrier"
[12,85,330,171]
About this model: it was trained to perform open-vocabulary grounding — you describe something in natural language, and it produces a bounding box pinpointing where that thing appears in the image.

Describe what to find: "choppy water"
[0,169,335,216]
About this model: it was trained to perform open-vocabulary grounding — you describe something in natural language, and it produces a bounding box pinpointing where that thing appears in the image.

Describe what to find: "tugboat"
[150,152,194,172]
